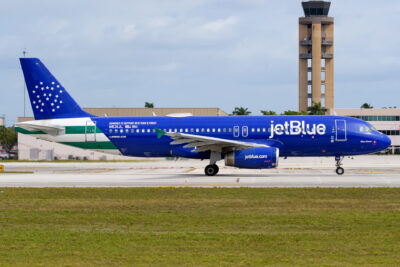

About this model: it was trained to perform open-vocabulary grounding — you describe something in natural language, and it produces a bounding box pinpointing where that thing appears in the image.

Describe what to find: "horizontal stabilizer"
[15,122,65,136]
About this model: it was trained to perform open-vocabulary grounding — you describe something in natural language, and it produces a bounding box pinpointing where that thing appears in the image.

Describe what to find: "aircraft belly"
[108,136,172,157]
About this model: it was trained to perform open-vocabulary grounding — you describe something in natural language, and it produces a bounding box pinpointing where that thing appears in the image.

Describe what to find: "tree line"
[232,102,389,116]
[233,102,328,116]
[144,101,384,116]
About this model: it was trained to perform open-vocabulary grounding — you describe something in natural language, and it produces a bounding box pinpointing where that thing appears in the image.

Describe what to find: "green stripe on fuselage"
[60,142,117,149]
[15,126,104,135]
[65,126,103,134]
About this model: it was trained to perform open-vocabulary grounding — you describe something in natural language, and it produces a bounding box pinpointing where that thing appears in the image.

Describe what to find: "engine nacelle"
[225,147,279,169]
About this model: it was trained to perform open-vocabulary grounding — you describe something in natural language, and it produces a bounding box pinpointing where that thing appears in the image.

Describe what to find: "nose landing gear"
[335,155,344,175]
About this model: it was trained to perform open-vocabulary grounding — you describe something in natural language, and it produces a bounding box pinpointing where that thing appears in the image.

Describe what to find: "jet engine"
[225,147,279,169]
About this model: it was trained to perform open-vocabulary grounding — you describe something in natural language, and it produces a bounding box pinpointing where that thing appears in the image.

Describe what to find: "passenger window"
[212,128,215,132]
[142,129,145,133]
[207,128,210,132]
[223,128,226,133]
[196,129,199,133]
[126,129,129,133]
[257,128,260,132]
[251,128,255,132]
[136,129,140,133]
[147,129,151,133]
[109,129,112,133]
[218,128,221,132]
[228,128,232,132]
[262,128,266,132]
[201,128,205,132]
[190,128,194,132]
[185,129,188,133]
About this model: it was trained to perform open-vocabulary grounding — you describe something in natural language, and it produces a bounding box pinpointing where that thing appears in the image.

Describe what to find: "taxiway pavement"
[0,156,399,187]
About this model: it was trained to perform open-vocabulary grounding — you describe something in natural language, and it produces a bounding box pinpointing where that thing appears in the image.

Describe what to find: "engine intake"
[225,147,279,169]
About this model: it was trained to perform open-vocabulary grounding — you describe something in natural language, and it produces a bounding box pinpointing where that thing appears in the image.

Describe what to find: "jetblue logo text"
[245,155,268,160]
[269,121,326,139]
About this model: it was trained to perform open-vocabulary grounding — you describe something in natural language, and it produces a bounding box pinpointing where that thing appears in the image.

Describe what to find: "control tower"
[299,0,334,112]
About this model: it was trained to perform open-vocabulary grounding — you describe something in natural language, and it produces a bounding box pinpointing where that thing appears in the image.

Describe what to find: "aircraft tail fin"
[20,58,92,120]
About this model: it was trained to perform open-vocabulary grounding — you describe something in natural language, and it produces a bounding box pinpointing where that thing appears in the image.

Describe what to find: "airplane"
[15,58,391,176]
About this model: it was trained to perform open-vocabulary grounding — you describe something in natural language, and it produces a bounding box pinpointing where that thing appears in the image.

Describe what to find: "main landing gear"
[335,155,345,175]
[204,152,222,176]
[205,164,219,176]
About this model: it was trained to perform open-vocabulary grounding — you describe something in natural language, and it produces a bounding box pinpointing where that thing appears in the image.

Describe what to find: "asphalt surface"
[0,156,399,187]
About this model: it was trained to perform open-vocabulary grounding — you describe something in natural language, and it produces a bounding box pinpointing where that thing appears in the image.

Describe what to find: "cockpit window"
[360,126,376,132]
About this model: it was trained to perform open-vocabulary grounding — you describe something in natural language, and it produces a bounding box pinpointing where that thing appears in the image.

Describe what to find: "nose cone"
[379,134,391,151]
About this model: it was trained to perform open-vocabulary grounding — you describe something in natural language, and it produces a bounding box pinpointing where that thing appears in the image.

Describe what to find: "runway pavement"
[0,156,399,187]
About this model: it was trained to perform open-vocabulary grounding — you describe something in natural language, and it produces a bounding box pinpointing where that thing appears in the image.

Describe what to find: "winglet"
[155,128,166,139]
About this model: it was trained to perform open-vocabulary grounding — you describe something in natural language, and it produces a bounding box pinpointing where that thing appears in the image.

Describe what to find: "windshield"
[360,125,377,132]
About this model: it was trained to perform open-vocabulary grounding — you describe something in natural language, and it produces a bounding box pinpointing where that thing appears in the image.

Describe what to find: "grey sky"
[1,0,400,124]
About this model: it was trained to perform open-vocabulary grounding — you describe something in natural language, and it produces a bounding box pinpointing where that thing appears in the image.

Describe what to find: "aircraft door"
[242,126,248,137]
[233,126,240,138]
[335,120,347,141]
[85,120,97,142]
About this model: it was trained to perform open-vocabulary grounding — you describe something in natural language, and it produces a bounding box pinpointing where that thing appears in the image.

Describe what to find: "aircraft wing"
[156,129,269,153]
[15,122,65,136]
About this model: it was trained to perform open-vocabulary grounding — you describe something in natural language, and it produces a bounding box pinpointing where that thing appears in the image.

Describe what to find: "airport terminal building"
[17,107,227,160]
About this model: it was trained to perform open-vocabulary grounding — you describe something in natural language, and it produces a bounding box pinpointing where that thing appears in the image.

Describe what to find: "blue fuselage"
[92,115,391,158]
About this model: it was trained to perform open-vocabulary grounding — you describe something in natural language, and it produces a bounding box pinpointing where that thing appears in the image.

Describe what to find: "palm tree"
[232,107,251,116]
[307,102,327,115]
[280,110,307,115]
[361,103,373,109]
[260,110,277,115]
[145,102,154,108]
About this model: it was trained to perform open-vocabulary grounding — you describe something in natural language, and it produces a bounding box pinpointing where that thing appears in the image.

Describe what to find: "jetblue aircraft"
[15,58,391,176]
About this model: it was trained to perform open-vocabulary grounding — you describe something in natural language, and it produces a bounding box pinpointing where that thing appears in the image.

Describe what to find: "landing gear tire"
[336,167,344,175]
[335,155,345,176]
[205,164,219,176]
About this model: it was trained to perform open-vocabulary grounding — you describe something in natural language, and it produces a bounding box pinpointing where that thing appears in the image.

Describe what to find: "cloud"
[190,16,238,40]
[120,24,138,41]
[200,16,238,33]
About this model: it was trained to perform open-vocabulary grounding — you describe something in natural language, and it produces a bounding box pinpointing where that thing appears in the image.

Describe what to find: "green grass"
[1,188,400,266]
